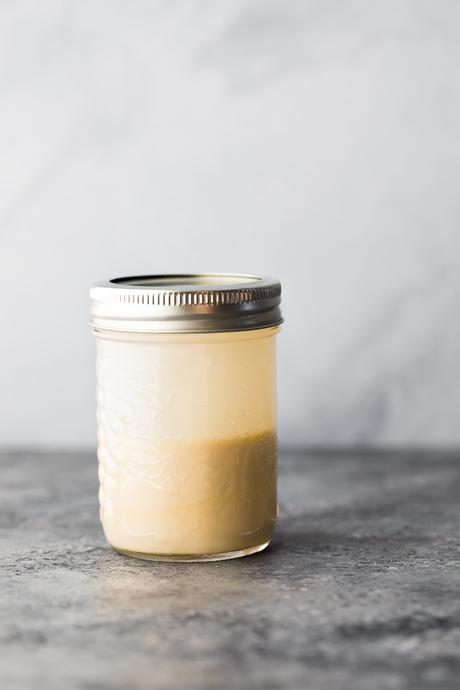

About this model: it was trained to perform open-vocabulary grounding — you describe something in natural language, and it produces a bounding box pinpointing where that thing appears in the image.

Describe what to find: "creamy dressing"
[95,328,278,559]
[98,431,277,557]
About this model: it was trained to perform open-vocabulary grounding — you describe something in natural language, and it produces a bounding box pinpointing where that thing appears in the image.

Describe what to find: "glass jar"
[90,274,283,561]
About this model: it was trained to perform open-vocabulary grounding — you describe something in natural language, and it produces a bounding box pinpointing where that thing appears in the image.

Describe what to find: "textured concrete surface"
[1,448,459,690]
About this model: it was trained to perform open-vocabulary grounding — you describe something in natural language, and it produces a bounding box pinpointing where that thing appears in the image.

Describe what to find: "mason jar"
[90,274,283,561]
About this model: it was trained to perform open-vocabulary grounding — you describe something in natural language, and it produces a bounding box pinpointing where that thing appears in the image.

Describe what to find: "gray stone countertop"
[1,448,460,690]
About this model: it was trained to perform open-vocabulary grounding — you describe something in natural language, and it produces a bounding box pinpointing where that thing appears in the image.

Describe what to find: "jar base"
[113,540,270,563]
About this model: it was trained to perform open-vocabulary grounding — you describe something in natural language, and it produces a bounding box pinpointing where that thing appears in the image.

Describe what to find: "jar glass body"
[95,326,279,561]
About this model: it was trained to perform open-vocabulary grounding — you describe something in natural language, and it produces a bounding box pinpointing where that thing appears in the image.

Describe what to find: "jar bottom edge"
[113,540,270,563]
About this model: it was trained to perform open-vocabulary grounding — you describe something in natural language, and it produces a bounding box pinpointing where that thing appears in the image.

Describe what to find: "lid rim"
[90,273,282,334]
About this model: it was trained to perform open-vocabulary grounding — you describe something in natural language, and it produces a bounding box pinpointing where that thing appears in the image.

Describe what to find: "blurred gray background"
[1,0,459,448]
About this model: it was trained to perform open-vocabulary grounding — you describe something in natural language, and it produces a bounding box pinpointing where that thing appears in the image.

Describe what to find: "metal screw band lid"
[90,273,283,333]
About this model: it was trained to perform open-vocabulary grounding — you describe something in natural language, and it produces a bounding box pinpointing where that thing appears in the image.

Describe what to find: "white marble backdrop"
[1,1,459,447]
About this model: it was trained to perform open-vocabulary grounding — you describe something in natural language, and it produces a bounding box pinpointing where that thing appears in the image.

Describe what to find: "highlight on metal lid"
[90,273,283,334]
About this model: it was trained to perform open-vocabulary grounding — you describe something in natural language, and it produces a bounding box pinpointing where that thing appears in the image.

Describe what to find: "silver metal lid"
[90,273,283,334]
